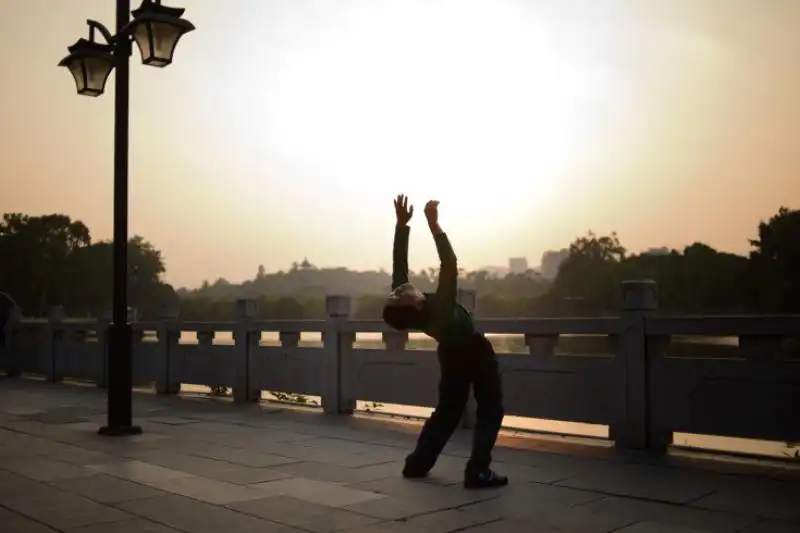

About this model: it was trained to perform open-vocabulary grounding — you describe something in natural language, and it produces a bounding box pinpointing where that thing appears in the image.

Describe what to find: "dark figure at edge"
[0,292,17,353]
[382,194,508,489]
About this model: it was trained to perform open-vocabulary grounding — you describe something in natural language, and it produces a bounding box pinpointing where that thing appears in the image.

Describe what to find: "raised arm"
[433,231,458,304]
[391,195,414,290]
[391,224,410,289]
[425,201,458,307]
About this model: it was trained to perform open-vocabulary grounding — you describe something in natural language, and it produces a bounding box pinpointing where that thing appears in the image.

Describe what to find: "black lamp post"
[58,0,194,437]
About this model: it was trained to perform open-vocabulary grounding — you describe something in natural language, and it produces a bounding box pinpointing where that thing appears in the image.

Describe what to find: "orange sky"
[1,0,798,288]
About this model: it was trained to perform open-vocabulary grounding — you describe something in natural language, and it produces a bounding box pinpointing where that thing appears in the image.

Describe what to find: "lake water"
[171,331,795,461]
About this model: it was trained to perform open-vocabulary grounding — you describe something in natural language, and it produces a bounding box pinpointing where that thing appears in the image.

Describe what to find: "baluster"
[279,331,301,349]
[47,306,64,382]
[130,326,146,387]
[382,331,408,351]
[739,335,782,362]
[73,328,89,343]
[194,330,215,393]
[73,328,89,381]
[197,330,215,346]
[524,334,558,357]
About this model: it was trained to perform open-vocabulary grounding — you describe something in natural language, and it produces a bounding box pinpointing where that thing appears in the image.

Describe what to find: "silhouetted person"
[383,194,507,489]
[0,292,17,352]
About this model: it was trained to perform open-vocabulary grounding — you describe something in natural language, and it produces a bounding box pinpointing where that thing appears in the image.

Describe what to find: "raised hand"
[424,200,439,226]
[394,194,414,226]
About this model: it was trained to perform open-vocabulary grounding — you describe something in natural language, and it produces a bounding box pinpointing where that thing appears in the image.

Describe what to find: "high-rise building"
[508,257,528,274]
[540,249,569,280]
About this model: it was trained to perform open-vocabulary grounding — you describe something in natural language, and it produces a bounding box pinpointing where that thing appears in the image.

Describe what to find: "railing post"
[130,326,146,387]
[98,310,115,389]
[233,298,260,403]
[612,280,660,451]
[46,306,65,382]
[458,289,478,429]
[156,308,180,395]
[322,295,355,415]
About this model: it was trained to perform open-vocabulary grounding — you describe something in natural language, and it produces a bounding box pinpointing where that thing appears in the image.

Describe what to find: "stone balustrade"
[1,280,798,454]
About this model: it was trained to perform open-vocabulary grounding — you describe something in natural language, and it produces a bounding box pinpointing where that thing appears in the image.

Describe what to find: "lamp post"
[58,0,194,437]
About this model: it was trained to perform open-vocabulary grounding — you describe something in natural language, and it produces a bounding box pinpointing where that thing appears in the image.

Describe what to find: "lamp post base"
[98,424,143,437]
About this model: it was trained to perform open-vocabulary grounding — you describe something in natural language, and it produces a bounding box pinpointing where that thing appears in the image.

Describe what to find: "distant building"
[540,249,569,280]
[643,247,670,256]
[478,266,509,278]
[508,257,528,275]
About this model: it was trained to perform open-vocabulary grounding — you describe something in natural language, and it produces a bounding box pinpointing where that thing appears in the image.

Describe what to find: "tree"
[64,236,174,317]
[749,207,800,312]
[622,244,749,313]
[548,232,627,313]
[0,213,91,315]
[0,212,176,318]
[8,208,798,321]
[353,295,386,319]
[274,296,306,319]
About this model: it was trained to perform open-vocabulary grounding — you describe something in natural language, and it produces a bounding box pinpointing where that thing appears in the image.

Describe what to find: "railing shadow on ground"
[1,280,798,460]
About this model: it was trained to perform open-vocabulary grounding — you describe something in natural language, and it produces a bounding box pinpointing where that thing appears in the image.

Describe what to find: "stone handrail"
[1,280,798,454]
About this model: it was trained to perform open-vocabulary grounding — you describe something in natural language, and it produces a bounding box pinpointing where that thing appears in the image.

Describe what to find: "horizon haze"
[1,0,798,288]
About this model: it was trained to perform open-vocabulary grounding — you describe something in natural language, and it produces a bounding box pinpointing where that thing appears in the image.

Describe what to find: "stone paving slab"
[229,495,384,532]
[1,378,799,533]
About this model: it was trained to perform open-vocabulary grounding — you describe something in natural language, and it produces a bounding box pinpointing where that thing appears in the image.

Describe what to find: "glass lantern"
[129,0,195,67]
[58,39,115,97]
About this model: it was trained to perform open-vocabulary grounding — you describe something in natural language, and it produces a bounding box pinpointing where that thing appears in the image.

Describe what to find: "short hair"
[382,303,422,331]
[390,282,418,298]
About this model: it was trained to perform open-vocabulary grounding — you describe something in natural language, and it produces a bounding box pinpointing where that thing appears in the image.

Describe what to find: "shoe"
[464,469,508,489]
[402,453,430,479]
[402,464,428,479]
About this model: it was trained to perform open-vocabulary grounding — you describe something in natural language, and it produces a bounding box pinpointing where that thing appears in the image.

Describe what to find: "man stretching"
[382,194,508,489]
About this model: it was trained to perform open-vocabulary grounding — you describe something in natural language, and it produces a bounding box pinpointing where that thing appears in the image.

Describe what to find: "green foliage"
[748,207,800,312]
[269,391,318,406]
[2,207,799,321]
[363,401,383,413]
[0,213,178,318]
[206,386,317,407]
[172,206,799,318]
[178,264,551,316]
[541,210,799,315]
[178,267,551,319]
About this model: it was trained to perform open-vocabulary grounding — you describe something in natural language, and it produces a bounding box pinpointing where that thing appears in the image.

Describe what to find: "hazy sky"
[1,1,798,288]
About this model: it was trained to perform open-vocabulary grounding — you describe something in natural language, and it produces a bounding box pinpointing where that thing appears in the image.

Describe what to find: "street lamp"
[58,0,194,437]
[130,2,195,68]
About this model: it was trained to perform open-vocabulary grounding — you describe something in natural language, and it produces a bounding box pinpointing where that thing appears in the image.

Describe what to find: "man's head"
[382,283,425,330]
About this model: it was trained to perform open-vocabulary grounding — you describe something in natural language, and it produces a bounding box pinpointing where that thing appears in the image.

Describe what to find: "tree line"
[0,214,179,318]
[1,207,798,320]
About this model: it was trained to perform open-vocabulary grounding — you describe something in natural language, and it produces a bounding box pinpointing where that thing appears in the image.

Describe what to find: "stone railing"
[1,280,798,454]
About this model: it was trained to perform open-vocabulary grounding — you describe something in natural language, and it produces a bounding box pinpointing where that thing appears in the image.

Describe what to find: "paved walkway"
[0,379,798,533]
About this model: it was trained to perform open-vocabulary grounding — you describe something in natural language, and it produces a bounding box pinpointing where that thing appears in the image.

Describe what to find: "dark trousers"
[407,333,504,474]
